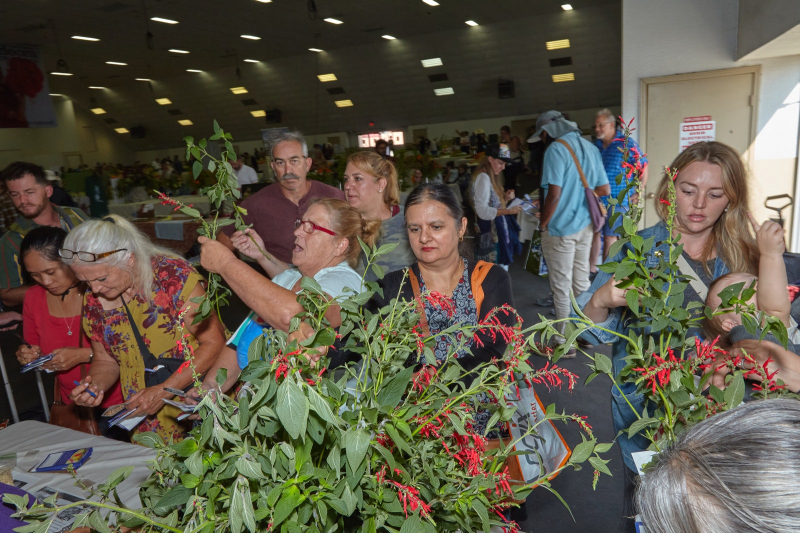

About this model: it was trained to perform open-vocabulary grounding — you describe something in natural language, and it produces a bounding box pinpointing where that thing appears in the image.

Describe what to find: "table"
[0,421,157,510]
[517,211,539,243]
[133,218,203,255]
[108,195,211,218]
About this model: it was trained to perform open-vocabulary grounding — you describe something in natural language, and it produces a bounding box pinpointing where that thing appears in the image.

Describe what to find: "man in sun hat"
[531,110,609,356]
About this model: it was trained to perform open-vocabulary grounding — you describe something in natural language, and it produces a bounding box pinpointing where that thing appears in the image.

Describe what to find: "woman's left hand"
[288,322,328,367]
[42,347,88,372]
[124,385,171,416]
[504,189,516,202]
[198,236,236,274]
[0,311,22,331]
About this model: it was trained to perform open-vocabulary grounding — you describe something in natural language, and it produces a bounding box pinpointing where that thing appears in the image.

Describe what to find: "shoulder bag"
[555,138,607,232]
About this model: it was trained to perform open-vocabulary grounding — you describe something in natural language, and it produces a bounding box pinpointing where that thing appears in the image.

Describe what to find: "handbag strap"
[471,260,492,319]
[675,253,709,301]
[121,297,161,369]
[408,268,432,338]
[555,138,589,189]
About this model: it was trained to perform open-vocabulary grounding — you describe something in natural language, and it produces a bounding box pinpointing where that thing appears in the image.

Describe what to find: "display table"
[108,195,211,218]
[132,218,203,255]
[0,421,157,510]
[517,211,539,243]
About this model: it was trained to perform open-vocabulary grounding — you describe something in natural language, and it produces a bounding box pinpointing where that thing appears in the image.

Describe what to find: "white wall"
[0,98,137,170]
[622,0,800,248]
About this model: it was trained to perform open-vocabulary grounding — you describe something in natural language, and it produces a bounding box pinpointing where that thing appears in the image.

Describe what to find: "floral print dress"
[83,256,204,443]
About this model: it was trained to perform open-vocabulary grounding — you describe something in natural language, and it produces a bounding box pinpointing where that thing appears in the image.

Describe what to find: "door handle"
[646,193,655,199]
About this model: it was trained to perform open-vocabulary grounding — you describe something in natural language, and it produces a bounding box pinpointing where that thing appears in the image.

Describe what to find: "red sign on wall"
[683,116,712,123]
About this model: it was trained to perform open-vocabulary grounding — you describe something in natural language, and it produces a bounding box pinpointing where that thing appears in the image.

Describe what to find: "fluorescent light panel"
[423,0,439,5]
[91,108,106,114]
[255,0,272,2]
[186,69,202,73]
[230,87,248,94]
[72,35,99,41]
[156,98,172,105]
[552,73,575,82]
[88,86,105,90]
[169,49,189,54]
[178,119,193,125]
[421,57,443,68]
[309,48,323,52]
[50,93,64,96]
[324,18,343,24]
[465,20,478,26]
[546,39,571,50]
[251,110,266,117]
[50,72,73,76]
[241,34,261,40]
[151,17,178,24]
[561,4,573,10]
[135,78,151,81]
[106,61,127,66]
[317,73,337,82]
[382,35,396,40]
[244,59,259,63]
[334,99,353,107]
[115,128,129,133]
[434,87,455,96]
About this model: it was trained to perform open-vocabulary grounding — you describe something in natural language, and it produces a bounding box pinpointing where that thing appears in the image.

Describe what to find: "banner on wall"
[0,43,57,128]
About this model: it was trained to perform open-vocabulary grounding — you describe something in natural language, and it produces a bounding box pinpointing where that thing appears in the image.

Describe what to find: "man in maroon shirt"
[218,132,344,264]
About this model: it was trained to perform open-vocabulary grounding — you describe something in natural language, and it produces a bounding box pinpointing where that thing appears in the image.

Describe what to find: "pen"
[74,380,97,398]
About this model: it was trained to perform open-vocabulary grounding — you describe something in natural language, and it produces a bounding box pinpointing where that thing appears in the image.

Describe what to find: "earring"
[379,188,384,193]
[459,235,464,242]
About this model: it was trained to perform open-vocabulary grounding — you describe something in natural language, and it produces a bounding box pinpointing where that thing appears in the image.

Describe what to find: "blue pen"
[74,380,97,398]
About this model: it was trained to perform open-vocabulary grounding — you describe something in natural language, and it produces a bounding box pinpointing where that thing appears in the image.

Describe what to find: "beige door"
[640,66,759,228]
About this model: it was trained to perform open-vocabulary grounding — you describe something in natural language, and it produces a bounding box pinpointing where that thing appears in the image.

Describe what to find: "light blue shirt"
[541,131,609,236]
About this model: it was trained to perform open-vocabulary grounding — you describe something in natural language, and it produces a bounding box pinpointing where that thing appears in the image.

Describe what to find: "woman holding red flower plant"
[574,141,758,477]
[64,215,227,443]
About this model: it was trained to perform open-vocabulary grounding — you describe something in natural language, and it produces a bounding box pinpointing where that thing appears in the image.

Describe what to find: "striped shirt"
[594,130,647,207]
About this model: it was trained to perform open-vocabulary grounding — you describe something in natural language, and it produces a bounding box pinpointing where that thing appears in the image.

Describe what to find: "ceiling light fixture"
[317,73,337,82]
[421,57,443,68]
[91,108,106,114]
[72,35,100,41]
[105,61,127,66]
[178,119,193,125]
[335,99,353,107]
[324,18,343,24]
[240,35,261,40]
[465,20,478,26]
[422,0,440,5]
[168,49,189,54]
[156,98,172,105]
[545,39,571,50]
[552,73,575,82]
[88,86,105,90]
[186,69,202,73]
[255,0,272,3]
[561,4,573,10]
[244,59,260,63]
[151,17,179,24]
[135,78,152,81]
[434,87,455,96]
[115,128,130,133]
[309,48,324,53]
[230,87,248,94]
[382,35,396,40]
[50,72,73,76]
[50,93,64,96]
[251,110,266,117]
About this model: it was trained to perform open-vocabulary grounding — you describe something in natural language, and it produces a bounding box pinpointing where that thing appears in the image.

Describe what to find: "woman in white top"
[470,144,522,269]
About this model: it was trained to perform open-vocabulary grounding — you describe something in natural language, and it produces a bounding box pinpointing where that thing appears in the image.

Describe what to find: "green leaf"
[385,424,412,455]
[132,431,164,449]
[627,417,658,438]
[375,365,415,410]
[192,160,203,179]
[723,373,745,409]
[471,499,490,533]
[327,443,341,473]
[181,474,200,488]
[88,510,112,533]
[275,378,309,440]
[446,412,467,435]
[273,485,303,527]
[307,385,339,427]
[622,217,638,237]
[594,353,613,375]
[346,428,370,472]
[625,289,640,317]
[399,513,423,533]
[236,456,263,478]
[105,466,133,490]
[172,437,198,457]
[570,438,596,464]
[299,276,324,295]
[341,483,358,516]
[154,485,192,510]
[186,450,204,477]
[607,238,628,259]
[589,456,613,476]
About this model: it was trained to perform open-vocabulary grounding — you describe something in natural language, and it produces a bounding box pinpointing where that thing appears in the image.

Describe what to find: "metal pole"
[35,371,50,422]
[0,345,19,423]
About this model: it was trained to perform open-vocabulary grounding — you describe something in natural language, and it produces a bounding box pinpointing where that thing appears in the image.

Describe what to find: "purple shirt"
[222,180,345,263]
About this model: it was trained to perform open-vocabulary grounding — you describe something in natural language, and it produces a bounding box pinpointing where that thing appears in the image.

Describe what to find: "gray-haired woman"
[61,215,226,442]
[637,399,800,532]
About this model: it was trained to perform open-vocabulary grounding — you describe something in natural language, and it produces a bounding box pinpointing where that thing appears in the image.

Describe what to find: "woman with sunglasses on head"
[197,198,381,372]
[62,215,226,443]
[16,226,124,436]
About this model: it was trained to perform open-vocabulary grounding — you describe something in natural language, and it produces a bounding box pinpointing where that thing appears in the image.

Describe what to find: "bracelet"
[87,352,94,364]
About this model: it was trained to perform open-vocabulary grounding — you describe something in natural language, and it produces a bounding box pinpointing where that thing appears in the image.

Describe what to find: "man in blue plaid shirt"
[593,109,648,262]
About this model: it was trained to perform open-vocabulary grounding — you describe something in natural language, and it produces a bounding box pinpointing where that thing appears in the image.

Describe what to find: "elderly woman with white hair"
[637,399,800,532]
[63,215,226,442]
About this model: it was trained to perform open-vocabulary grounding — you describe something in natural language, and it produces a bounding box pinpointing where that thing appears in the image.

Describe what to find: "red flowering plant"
[7,242,612,533]
[532,117,797,453]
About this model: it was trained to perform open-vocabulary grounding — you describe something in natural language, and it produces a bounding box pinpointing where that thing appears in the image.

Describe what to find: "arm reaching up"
[750,213,790,327]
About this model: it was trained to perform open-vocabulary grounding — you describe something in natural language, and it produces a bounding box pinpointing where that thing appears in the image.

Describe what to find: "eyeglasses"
[295,219,336,236]
[58,248,127,262]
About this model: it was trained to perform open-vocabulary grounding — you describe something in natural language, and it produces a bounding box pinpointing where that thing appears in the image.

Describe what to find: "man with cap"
[530,111,609,356]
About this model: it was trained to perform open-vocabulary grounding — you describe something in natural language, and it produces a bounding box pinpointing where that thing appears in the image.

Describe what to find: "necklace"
[53,290,82,336]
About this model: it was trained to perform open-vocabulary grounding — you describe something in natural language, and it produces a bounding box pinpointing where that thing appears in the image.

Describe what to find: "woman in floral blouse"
[63,215,226,442]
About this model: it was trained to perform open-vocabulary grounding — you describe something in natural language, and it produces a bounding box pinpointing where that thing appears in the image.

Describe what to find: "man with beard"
[218,131,344,265]
[0,162,88,307]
